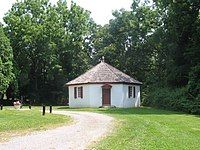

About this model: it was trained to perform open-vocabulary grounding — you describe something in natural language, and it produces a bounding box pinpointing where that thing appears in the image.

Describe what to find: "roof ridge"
[104,62,121,80]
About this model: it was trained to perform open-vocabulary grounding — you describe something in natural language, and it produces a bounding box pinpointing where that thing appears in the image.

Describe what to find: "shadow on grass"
[56,106,187,115]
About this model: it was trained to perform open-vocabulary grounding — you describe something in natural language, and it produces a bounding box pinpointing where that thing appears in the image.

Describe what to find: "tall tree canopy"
[3,0,95,103]
[91,0,200,114]
[92,2,160,84]
[0,25,14,95]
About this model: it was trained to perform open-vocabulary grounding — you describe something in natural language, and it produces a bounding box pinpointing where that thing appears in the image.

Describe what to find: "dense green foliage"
[0,0,199,113]
[3,0,94,104]
[143,87,190,111]
[90,0,200,114]
[144,0,200,114]
[0,25,13,95]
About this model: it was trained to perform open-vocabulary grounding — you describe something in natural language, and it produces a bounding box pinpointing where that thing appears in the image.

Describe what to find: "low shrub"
[143,87,199,114]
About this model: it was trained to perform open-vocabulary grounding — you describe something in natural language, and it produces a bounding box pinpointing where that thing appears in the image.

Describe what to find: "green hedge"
[143,87,200,115]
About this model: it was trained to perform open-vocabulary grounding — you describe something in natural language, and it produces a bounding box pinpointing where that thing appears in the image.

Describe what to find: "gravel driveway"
[0,111,114,150]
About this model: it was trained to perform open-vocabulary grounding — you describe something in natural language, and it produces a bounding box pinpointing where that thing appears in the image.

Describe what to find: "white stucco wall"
[122,85,140,108]
[110,84,124,107]
[68,84,141,108]
[68,84,90,107]
[88,84,102,107]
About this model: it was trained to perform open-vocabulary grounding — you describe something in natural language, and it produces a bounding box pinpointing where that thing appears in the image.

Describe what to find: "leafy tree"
[0,25,14,95]
[92,0,200,114]
[4,0,94,103]
[145,0,200,113]
[92,3,160,82]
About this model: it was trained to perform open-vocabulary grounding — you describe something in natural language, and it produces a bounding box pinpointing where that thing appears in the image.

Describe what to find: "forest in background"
[0,0,199,114]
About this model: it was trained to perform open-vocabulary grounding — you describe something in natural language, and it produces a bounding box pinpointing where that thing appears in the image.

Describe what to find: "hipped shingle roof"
[66,62,142,86]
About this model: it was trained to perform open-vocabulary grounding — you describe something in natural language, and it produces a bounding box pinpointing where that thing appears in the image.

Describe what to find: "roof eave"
[65,81,142,86]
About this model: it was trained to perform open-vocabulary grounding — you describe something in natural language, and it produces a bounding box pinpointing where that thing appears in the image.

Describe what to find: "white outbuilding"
[66,61,142,108]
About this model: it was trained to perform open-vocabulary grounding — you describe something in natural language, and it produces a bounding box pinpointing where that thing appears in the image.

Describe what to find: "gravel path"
[0,111,114,150]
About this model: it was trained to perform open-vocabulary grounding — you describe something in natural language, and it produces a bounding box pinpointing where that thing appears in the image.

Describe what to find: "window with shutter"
[81,87,83,98]
[128,86,132,98]
[133,86,136,98]
[74,87,77,99]
[78,87,83,98]
[78,87,81,98]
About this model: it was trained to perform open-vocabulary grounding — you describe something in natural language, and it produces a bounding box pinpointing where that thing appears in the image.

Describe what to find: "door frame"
[102,84,112,106]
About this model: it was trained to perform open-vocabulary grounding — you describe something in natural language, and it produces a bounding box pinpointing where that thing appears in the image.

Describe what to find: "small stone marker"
[50,105,52,113]
[29,105,31,109]
[42,105,45,115]
[0,105,3,110]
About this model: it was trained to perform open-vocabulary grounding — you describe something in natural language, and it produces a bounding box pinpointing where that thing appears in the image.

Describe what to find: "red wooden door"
[102,84,112,106]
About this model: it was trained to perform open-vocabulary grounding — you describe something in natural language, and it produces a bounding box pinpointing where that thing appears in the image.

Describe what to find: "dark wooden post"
[50,105,52,113]
[29,105,31,109]
[42,105,45,115]
[0,105,3,110]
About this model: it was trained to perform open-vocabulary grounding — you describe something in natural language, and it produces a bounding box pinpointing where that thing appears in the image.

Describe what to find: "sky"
[0,0,133,25]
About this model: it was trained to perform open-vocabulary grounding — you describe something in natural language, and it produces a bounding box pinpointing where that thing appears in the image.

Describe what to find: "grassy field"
[0,106,71,142]
[56,107,200,150]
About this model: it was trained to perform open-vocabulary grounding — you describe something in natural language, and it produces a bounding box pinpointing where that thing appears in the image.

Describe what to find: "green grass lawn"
[56,106,200,150]
[0,106,71,142]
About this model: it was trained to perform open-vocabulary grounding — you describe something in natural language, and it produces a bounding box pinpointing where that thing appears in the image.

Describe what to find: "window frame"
[74,87,77,99]
[77,87,83,98]
[128,86,132,98]
[128,86,136,98]
[74,86,83,99]
[133,86,136,98]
